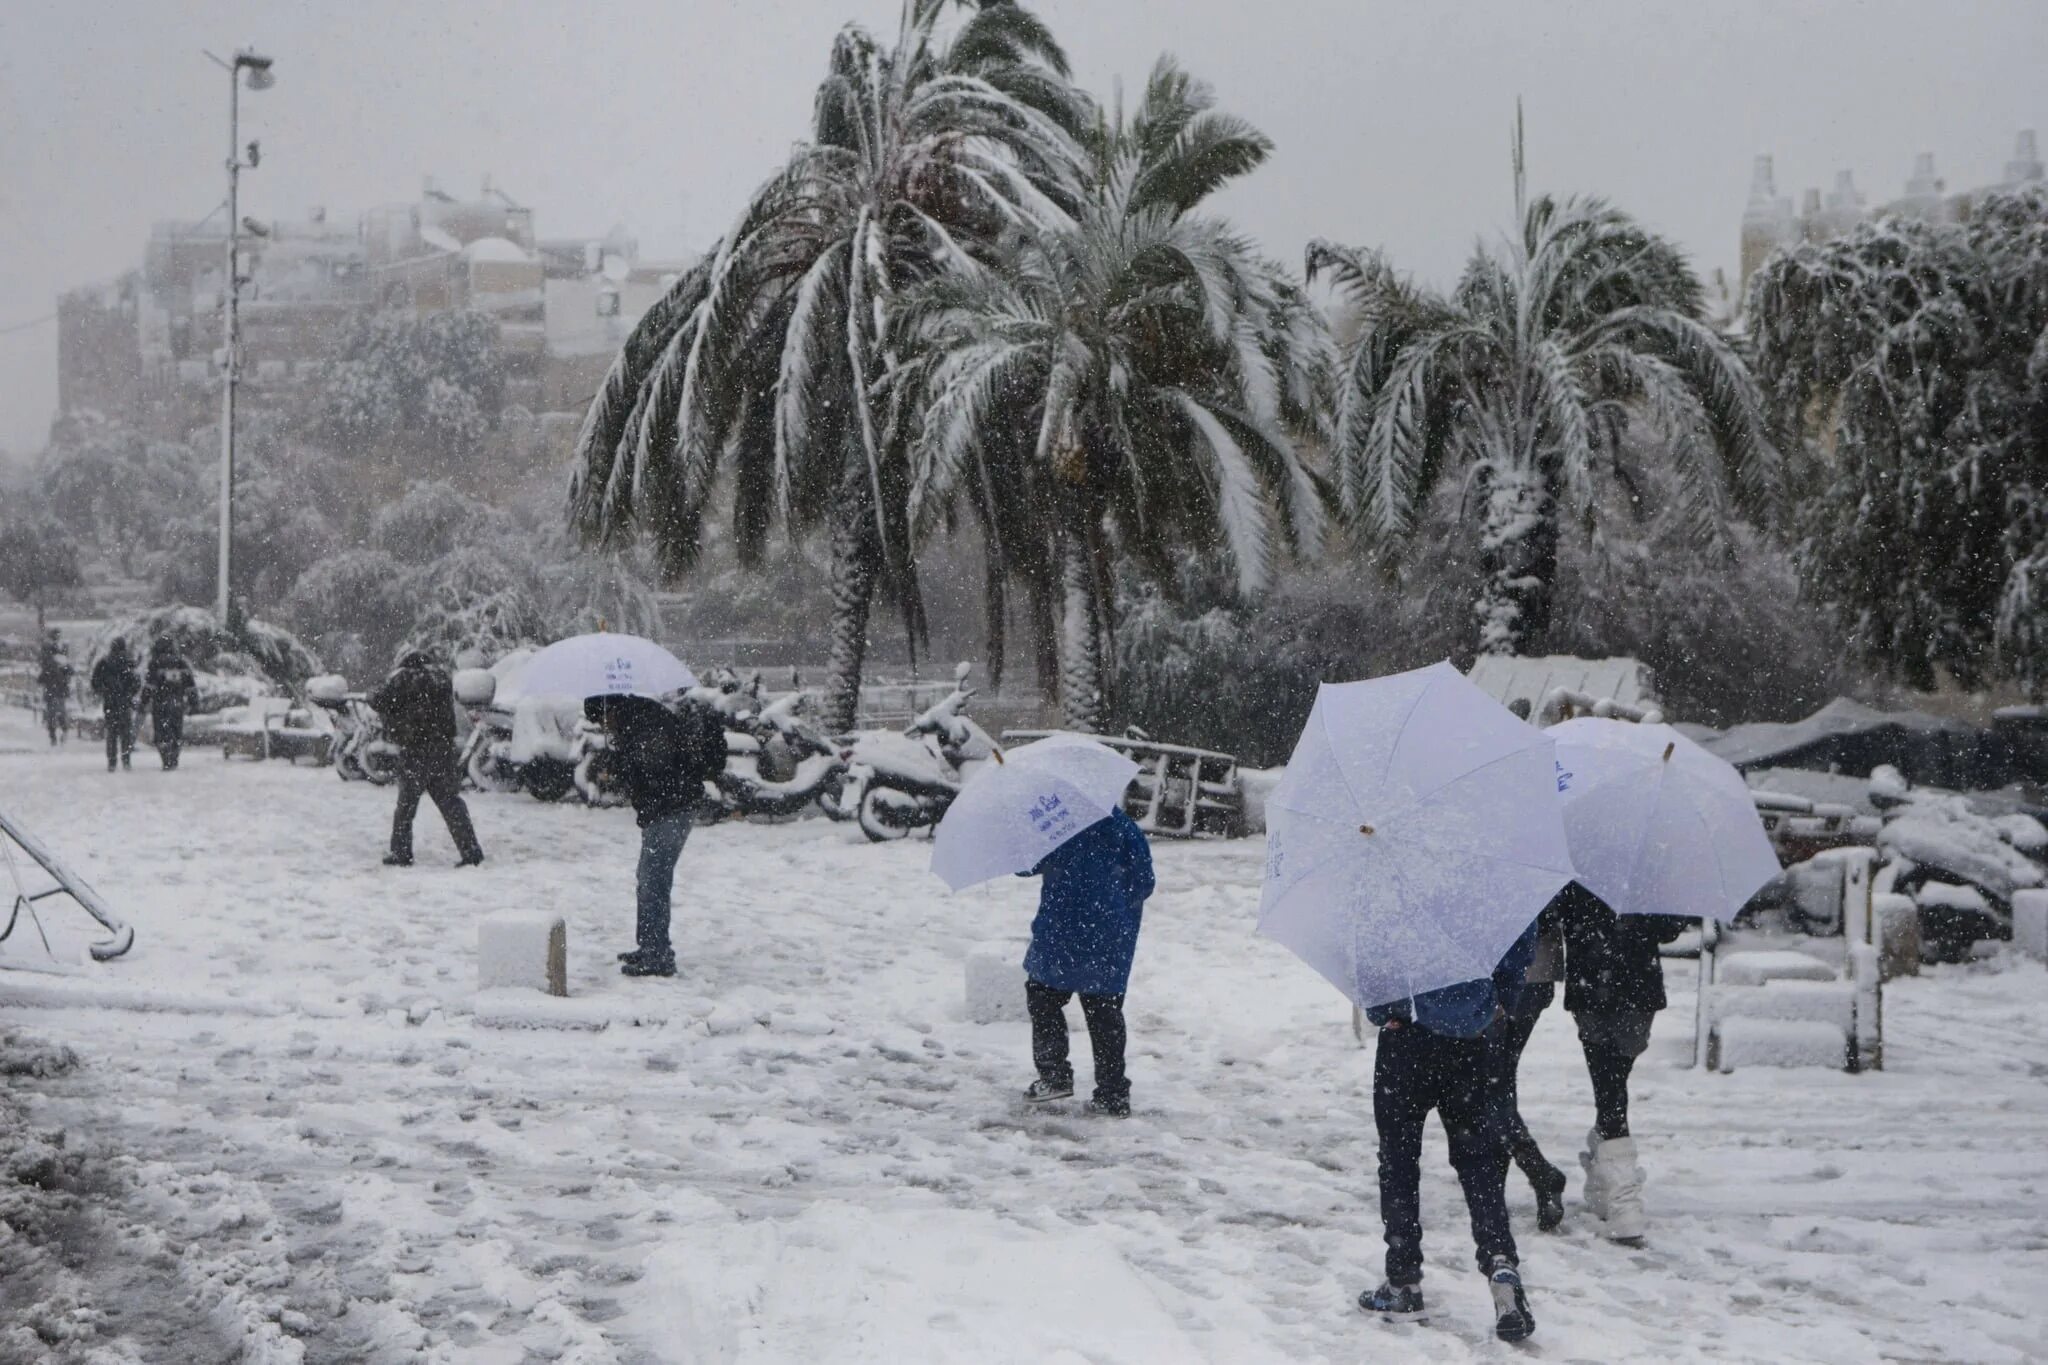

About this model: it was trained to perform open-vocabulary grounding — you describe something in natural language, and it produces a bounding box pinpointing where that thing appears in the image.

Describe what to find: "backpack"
[672,700,729,788]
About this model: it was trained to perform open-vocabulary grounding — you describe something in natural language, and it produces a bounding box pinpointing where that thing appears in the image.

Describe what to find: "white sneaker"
[1595,1136,1646,1244]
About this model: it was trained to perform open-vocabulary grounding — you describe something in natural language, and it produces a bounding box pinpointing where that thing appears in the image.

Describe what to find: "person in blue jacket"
[1358,922,1539,1344]
[1018,807,1154,1118]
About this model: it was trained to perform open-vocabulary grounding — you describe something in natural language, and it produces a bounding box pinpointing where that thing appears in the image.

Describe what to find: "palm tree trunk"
[822,453,881,733]
[1475,465,1558,656]
[1028,572,1060,701]
[1058,534,1104,732]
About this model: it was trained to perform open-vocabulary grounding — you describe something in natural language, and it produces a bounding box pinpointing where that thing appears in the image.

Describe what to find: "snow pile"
[1716,1017,1847,1071]
[2014,889,2048,963]
[1878,791,2046,901]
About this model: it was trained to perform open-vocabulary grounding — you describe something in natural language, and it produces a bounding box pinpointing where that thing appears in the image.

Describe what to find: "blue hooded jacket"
[1021,809,1155,996]
[1365,918,1540,1039]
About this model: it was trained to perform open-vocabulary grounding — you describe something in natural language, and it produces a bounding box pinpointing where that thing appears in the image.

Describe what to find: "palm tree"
[1310,194,1775,655]
[568,0,1086,730]
[901,58,1325,730]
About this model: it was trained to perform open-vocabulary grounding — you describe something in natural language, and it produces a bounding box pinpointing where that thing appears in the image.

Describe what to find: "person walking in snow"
[584,693,726,978]
[1018,807,1154,1118]
[36,629,72,746]
[88,636,141,771]
[1359,923,1538,1344]
[370,651,485,869]
[1555,880,1691,1245]
[142,637,200,770]
[1490,901,1568,1231]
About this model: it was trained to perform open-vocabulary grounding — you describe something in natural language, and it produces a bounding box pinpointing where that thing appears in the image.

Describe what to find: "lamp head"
[236,51,275,90]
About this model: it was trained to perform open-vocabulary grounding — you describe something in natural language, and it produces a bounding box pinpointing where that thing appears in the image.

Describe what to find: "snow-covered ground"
[3,705,2047,1363]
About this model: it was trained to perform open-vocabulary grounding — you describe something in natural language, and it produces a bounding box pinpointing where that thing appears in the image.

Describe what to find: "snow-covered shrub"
[87,604,322,694]
[369,479,519,566]
[282,548,414,680]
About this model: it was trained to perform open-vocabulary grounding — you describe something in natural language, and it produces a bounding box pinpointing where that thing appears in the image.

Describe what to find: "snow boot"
[1578,1128,1611,1221]
[1531,1164,1568,1233]
[1357,1281,1426,1324]
[1023,1078,1073,1103]
[1486,1258,1535,1342]
[1087,1094,1131,1118]
[1593,1137,1646,1244]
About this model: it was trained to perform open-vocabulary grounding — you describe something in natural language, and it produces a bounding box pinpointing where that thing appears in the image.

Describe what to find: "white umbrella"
[930,734,1141,891]
[1259,661,1576,1011]
[509,633,697,702]
[1548,717,1779,923]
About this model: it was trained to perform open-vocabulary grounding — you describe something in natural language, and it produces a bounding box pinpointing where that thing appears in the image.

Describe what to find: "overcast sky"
[2,0,2042,455]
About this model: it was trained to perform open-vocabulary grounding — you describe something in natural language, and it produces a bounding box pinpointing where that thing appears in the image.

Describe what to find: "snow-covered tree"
[0,510,82,627]
[369,479,519,565]
[316,310,503,479]
[902,58,1323,729]
[282,549,414,680]
[1312,195,1775,656]
[568,0,1087,730]
[1750,185,2048,690]
[38,412,205,575]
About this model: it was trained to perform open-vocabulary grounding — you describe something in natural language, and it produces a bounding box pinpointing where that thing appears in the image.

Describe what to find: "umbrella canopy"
[1549,717,1780,923]
[509,633,696,703]
[1259,661,1576,1011]
[930,734,1141,892]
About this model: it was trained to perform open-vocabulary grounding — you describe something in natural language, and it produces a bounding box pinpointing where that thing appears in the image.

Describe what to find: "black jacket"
[144,650,200,719]
[37,645,72,696]
[596,696,724,828]
[370,658,458,754]
[89,647,140,714]
[1555,882,1692,1016]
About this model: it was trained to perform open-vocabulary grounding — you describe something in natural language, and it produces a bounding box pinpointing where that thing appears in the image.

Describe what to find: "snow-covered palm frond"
[1166,388,1273,594]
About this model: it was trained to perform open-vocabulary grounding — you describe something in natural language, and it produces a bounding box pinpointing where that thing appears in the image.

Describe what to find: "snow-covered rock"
[477,911,566,997]
[1716,1017,1848,1071]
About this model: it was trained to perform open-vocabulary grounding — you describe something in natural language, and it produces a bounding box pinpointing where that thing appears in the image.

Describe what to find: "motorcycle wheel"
[857,786,929,843]
[524,758,578,803]
[362,758,398,787]
[815,767,852,821]
[467,746,519,794]
[336,753,365,782]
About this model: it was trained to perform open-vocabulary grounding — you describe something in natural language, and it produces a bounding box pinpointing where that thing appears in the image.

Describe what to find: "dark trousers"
[634,810,690,961]
[1374,1023,1516,1285]
[391,750,483,862]
[1026,978,1129,1103]
[1492,986,1564,1193]
[42,691,66,744]
[153,707,186,769]
[1583,1041,1636,1140]
[103,705,133,769]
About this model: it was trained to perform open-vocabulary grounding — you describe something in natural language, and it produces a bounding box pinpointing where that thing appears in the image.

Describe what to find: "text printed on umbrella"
[602,658,635,688]
[1555,761,1573,793]
[1028,794,1078,840]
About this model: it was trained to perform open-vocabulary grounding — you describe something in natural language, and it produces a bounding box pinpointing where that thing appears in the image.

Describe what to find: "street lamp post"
[214,48,274,628]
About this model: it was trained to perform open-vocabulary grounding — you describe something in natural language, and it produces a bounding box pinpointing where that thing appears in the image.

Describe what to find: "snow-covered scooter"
[306,675,399,785]
[834,662,1000,842]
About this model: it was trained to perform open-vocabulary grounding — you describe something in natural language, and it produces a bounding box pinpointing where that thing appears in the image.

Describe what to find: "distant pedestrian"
[1556,880,1692,1245]
[142,638,200,770]
[88,636,141,772]
[1491,900,1568,1230]
[584,693,727,978]
[1359,924,1538,1344]
[36,629,72,746]
[369,651,484,869]
[1018,808,1154,1118]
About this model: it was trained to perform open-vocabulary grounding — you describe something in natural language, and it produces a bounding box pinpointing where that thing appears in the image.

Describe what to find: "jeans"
[103,704,133,769]
[1492,985,1564,1192]
[1374,1023,1516,1284]
[391,749,484,863]
[1026,978,1128,1103]
[153,708,186,770]
[634,811,691,962]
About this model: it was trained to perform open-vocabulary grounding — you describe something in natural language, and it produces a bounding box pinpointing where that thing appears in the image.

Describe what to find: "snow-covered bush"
[369,479,519,566]
[282,549,414,680]
[87,604,322,694]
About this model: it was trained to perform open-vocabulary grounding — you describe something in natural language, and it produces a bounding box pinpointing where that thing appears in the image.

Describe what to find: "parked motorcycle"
[454,668,580,802]
[835,663,1000,842]
[306,675,398,785]
[687,671,850,821]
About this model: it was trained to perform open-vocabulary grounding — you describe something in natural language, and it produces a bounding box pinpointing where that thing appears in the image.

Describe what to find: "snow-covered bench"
[218,697,332,765]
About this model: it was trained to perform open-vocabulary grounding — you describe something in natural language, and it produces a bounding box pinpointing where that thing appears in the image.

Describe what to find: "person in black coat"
[369,651,484,868]
[36,629,73,746]
[1555,880,1692,1244]
[1490,902,1567,1231]
[88,636,141,772]
[585,693,725,978]
[142,638,201,770]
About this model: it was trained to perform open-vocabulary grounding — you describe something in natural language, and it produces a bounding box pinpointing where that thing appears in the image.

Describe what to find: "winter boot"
[1593,1137,1646,1244]
[1357,1281,1426,1324]
[1087,1094,1131,1118]
[620,953,676,978]
[1578,1128,1612,1221]
[1486,1258,1535,1342]
[1023,1078,1073,1103]
[456,850,485,868]
[1530,1164,1568,1233]
[382,853,414,868]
